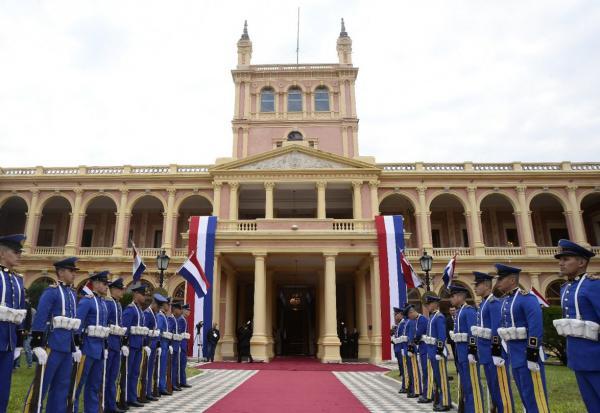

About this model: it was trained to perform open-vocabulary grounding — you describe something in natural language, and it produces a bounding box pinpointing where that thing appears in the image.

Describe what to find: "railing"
[432,247,471,257]
[31,246,65,255]
[331,220,375,232]
[78,247,113,256]
[404,248,420,257]
[174,248,188,257]
[124,247,163,257]
[249,64,340,71]
[376,161,600,172]
[484,247,522,256]
[0,164,211,177]
[218,220,258,232]
[592,246,600,255]
[537,246,559,256]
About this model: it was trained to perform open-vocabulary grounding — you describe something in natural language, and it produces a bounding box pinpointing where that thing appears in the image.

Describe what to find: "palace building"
[1,21,599,363]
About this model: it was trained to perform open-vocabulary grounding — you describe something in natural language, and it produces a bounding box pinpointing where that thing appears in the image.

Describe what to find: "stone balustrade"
[78,247,113,256]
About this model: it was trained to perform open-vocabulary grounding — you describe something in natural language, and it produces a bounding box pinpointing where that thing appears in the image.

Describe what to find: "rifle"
[99,354,106,413]
[117,354,128,410]
[66,358,79,413]
[23,359,45,413]
[152,348,160,397]
[139,349,148,402]
[166,348,173,393]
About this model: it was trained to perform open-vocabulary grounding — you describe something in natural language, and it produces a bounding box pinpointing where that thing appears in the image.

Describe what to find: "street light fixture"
[156,249,170,289]
[419,250,433,292]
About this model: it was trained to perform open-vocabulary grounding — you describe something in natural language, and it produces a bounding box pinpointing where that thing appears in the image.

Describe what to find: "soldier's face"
[0,247,20,268]
[110,288,124,300]
[559,256,588,278]
[58,268,76,285]
[394,313,402,323]
[94,280,108,295]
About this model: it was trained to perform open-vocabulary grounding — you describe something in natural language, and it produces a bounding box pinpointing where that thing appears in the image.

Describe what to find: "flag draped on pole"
[131,243,147,283]
[400,251,423,289]
[184,216,217,357]
[531,287,550,307]
[441,254,457,289]
[82,280,93,296]
[375,215,406,361]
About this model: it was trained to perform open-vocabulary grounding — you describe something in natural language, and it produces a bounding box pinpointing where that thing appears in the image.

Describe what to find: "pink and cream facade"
[1,24,599,362]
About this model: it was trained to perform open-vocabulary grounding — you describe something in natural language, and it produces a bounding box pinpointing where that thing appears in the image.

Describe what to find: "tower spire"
[237,20,253,67]
[340,18,348,37]
[336,18,352,65]
[241,20,250,40]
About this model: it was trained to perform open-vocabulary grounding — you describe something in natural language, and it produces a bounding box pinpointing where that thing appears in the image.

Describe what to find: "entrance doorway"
[276,286,316,356]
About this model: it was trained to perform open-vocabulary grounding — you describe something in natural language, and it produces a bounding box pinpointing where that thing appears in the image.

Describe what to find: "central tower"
[230,19,360,160]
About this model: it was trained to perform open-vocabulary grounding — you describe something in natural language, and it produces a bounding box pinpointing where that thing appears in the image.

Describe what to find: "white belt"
[86,325,110,338]
[148,329,160,338]
[450,331,468,343]
[392,337,401,344]
[422,336,436,345]
[172,333,182,341]
[554,318,599,341]
[162,332,173,340]
[182,332,190,339]
[497,326,527,342]
[130,326,149,336]
[109,324,127,336]
[52,316,81,331]
[399,335,408,343]
[471,326,492,340]
[0,305,27,324]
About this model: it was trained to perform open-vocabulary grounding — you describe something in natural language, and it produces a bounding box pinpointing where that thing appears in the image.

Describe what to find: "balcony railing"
[484,247,523,256]
[217,219,376,233]
[537,246,559,256]
[174,248,188,257]
[404,248,420,258]
[124,247,163,257]
[31,246,65,255]
[78,247,113,256]
[432,247,471,257]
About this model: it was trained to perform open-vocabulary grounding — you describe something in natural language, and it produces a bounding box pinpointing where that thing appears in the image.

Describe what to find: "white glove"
[400,349,406,357]
[527,360,540,371]
[492,356,505,367]
[104,349,109,360]
[468,354,477,364]
[435,354,442,361]
[33,347,48,365]
[168,345,174,355]
[407,351,414,358]
[72,347,82,363]
[157,347,162,357]
[121,346,129,357]
[14,347,22,361]
[144,346,152,357]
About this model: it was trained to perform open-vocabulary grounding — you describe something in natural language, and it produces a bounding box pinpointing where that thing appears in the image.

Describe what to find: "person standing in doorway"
[206,323,220,362]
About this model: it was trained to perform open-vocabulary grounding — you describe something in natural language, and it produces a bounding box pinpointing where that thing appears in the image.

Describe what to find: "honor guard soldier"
[122,284,150,407]
[405,304,422,399]
[0,235,26,413]
[178,303,192,388]
[144,294,160,400]
[390,306,405,394]
[495,263,549,413]
[411,305,430,404]
[156,296,172,396]
[27,257,79,413]
[169,302,183,391]
[449,284,484,413]
[472,271,514,413]
[74,271,110,413]
[423,295,452,412]
[398,305,411,393]
[553,240,600,412]
[105,278,128,413]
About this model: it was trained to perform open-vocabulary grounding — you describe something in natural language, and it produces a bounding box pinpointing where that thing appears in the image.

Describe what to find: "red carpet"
[202,356,387,372]
[206,370,369,413]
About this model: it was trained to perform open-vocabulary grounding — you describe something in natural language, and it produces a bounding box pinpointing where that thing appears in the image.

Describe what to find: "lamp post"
[156,249,170,290]
[419,250,433,292]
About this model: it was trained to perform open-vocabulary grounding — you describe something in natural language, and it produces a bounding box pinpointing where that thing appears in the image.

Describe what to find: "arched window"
[260,88,275,112]
[545,280,564,307]
[287,88,302,112]
[314,87,330,112]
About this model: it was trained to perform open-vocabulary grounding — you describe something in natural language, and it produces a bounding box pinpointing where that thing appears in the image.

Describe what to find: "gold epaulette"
[520,289,532,296]
[587,274,600,280]
[49,284,57,288]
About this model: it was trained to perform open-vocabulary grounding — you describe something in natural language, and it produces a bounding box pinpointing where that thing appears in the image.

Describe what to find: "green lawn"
[8,364,203,412]
[386,362,585,413]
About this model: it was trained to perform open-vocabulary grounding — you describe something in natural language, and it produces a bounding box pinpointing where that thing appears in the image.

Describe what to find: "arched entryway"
[430,194,468,248]
[81,196,118,248]
[530,194,569,246]
[582,193,600,246]
[0,196,28,235]
[130,196,165,248]
[480,194,520,246]
[37,196,72,247]
[379,194,418,248]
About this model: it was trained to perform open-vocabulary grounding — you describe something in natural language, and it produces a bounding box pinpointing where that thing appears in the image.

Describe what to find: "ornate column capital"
[316,180,327,190]
[352,180,363,189]
[567,185,578,193]
[417,186,427,195]
[213,181,223,189]
[119,188,129,195]
[229,181,240,190]
[264,181,275,190]
[368,180,380,188]
[516,185,527,194]
[167,187,177,196]
[323,251,338,258]
[467,185,477,193]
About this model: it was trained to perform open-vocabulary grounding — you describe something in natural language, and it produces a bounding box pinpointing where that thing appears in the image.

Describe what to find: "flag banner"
[82,280,93,296]
[442,255,457,289]
[400,251,423,289]
[531,287,550,307]
[184,216,217,357]
[375,215,407,361]
[131,242,147,283]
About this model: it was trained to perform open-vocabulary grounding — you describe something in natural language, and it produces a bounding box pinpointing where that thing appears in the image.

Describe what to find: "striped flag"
[131,242,147,283]
[441,254,457,289]
[531,287,550,307]
[375,215,406,361]
[82,280,93,296]
[399,251,423,289]
[184,216,217,357]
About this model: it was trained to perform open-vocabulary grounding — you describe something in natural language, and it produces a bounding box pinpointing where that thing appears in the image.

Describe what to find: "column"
[355,268,371,359]
[250,252,269,361]
[212,254,222,360]
[23,189,40,253]
[369,181,379,218]
[212,182,222,217]
[317,181,327,219]
[162,188,176,255]
[352,181,362,219]
[369,254,382,363]
[221,271,237,358]
[467,186,485,255]
[417,186,432,250]
[316,269,325,359]
[229,182,239,220]
[113,189,129,255]
[65,189,84,255]
[566,186,588,245]
[265,182,275,219]
[265,270,275,358]
[516,185,537,255]
[322,252,341,363]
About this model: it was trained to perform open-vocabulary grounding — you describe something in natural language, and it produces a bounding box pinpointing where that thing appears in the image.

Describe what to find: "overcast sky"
[1,0,599,167]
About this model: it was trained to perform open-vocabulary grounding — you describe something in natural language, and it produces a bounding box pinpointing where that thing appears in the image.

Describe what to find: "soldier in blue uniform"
[473,271,514,413]
[74,271,110,413]
[156,296,172,396]
[122,284,150,407]
[27,256,80,413]
[410,305,430,404]
[449,284,484,413]
[423,294,451,412]
[178,303,191,388]
[169,302,183,391]
[495,263,549,413]
[104,277,128,413]
[405,304,422,399]
[0,234,26,413]
[144,294,160,400]
[553,239,599,412]
[398,306,411,393]
[390,306,405,394]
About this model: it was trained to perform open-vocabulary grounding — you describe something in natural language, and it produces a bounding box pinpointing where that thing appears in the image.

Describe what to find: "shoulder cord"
[457,304,465,332]
[479,295,492,328]
[428,312,438,336]
[574,274,587,320]
[509,289,520,328]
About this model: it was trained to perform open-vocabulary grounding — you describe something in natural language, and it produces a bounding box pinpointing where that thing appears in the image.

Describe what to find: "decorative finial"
[241,20,250,40]
[340,18,348,37]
